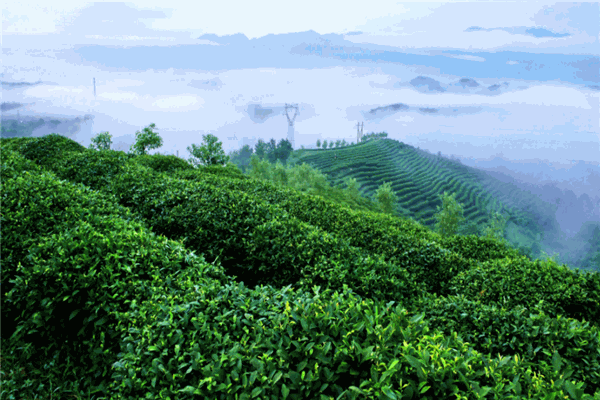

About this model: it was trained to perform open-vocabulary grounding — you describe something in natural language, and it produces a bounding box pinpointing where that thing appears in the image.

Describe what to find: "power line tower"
[285,103,299,149]
[356,121,363,143]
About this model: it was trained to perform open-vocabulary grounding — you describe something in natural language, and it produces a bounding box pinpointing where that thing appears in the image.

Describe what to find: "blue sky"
[2,0,598,171]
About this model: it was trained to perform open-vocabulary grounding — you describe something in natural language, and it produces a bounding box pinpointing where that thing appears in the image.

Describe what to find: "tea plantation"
[1,134,599,399]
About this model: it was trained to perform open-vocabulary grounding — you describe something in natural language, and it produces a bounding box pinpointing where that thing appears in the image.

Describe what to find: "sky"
[2,0,599,173]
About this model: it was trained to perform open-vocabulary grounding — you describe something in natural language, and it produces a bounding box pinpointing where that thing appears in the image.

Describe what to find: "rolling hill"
[2,134,599,399]
[255,138,567,265]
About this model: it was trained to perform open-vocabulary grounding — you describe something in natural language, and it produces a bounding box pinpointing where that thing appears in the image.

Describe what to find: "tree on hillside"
[265,139,278,163]
[254,138,268,160]
[187,134,230,167]
[335,140,341,148]
[373,181,398,216]
[482,210,509,243]
[89,131,112,151]
[248,153,273,181]
[582,225,600,271]
[271,160,288,186]
[129,123,163,155]
[341,139,348,147]
[275,138,293,164]
[316,139,322,148]
[433,191,465,238]
[228,144,254,173]
[328,141,334,149]
[343,176,361,201]
[458,221,483,237]
[322,140,328,149]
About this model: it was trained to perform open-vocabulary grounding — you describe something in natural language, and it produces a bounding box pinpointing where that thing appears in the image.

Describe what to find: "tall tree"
[373,181,398,215]
[129,123,163,155]
[265,138,277,163]
[254,138,268,160]
[482,211,508,243]
[186,134,230,167]
[433,191,465,238]
[89,131,112,151]
[275,138,293,164]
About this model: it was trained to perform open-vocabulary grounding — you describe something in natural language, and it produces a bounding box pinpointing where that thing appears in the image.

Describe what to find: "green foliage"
[457,220,483,237]
[482,210,509,242]
[316,138,321,148]
[372,181,398,215]
[254,138,268,159]
[360,131,388,143]
[343,176,361,200]
[89,131,113,151]
[271,159,289,186]
[0,117,46,138]
[265,138,278,163]
[3,136,600,399]
[274,138,293,164]
[128,123,163,155]
[186,133,230,167]
[322,139,328,149]
[433,191,466,238]
[227,144,254,173]
[130,153,195,175]
[248,153,273,181]
[20,132,86,167]
[200,161,246,179]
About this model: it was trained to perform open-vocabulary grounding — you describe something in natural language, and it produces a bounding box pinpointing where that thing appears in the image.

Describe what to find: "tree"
[275,138,293,164]
[372,181,398,215]
[248,153,273,181]
[581,225,600,271]
[228,144,254,173]
[89,131,112,151]
[328,141,334,149]
[341,139,348,147]
[322,140,328,149]
[186,134,230,167]
[433,191,465,238]
[482,211,508,242]
[458,221,482,237]
[316,139,322,148]
[254,138,268,160]
[265,138,278,163]
[129,123,163,155]
[335,140,341,148]
[271,160,288,186]
[344,176,361,200]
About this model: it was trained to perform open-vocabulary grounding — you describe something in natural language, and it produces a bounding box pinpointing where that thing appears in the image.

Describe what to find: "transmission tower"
[356,122,364,143]
[285,103,299,149]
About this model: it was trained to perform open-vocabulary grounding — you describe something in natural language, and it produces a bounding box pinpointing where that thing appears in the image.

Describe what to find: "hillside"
[243,138,571,266]
[2,134,599,399]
